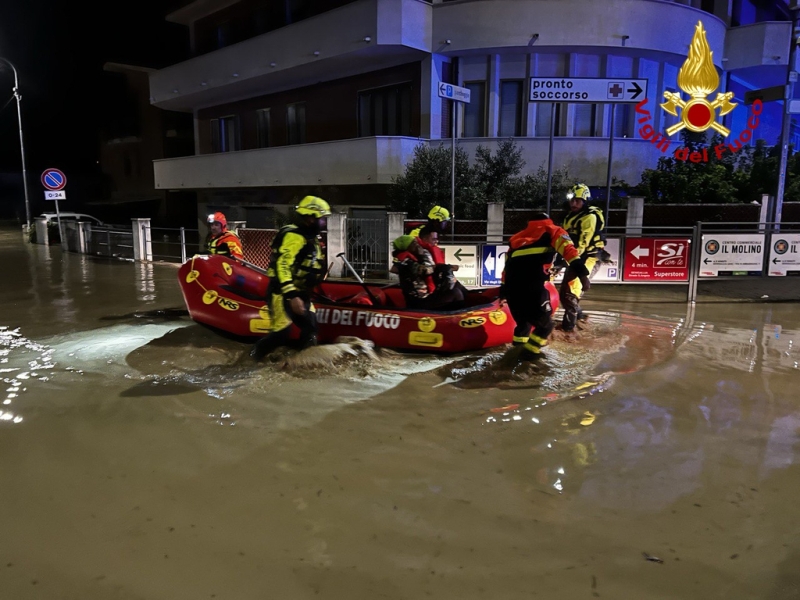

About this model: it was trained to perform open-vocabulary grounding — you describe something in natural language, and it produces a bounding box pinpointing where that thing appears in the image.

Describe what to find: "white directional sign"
[552,238,621,283]
[437,82,471,103]
[529,77,648,103]
[44,190,66,200]
[700,234,765,276]
[768,234,800,276]
[441,244,478,286]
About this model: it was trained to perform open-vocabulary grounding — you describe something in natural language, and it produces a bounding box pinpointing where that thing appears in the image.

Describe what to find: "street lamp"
[0,58,31,229]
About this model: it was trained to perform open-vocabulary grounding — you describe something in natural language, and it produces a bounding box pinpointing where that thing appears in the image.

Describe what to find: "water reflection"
[136,262,156,302]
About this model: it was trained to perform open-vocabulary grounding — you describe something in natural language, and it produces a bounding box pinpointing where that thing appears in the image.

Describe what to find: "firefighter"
[500,212,590,361]
[251,196,330,360]
[408,205,451,237]
[559,183,606,332]
[206,211,243,259]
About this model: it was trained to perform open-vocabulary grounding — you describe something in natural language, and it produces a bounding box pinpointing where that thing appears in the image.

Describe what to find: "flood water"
[1,227,799,599]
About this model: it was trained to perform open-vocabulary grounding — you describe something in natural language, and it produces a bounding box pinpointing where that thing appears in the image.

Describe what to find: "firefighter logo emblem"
[660,21,737,137]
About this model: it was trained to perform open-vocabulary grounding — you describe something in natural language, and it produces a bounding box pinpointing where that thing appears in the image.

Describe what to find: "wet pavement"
[1,226,799,600]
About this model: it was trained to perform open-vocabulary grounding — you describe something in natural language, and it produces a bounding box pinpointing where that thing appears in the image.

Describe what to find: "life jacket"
[266,224,325,296]
[562,205,605,257]
[393,249,435,298]
[208,230,243,259]
[416,238,447,265]
[502,219,581,293]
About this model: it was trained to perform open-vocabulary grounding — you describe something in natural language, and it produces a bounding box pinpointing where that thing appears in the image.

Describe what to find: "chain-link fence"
[347,218,388,278]
[504,208,627,239]
[239,228,278,270]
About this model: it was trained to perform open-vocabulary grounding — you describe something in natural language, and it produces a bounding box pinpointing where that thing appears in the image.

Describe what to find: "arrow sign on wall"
[454,248,475,261]
[630,245,650,259]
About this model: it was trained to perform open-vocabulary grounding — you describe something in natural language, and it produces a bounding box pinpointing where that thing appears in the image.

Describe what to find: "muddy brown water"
[1,228,798,599]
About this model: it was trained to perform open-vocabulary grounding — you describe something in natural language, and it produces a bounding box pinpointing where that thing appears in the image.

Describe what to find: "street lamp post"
[774,4,800,232]
[0,58,32,229]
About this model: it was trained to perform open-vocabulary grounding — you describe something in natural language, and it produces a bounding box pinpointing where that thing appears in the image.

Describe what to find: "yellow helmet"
[566,184,591,202]
[427,205,451,221]
[295,196,331,218]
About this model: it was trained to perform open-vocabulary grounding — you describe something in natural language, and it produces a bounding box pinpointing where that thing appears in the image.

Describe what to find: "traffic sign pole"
[438,82,471,242]
[605,105,616,218]
[451,97,456,243]
[774,6,800,233]
[546,103,556,214]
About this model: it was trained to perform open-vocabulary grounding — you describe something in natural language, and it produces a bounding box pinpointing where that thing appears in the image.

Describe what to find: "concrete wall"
[433,0,726,65]
[150,0,432,111]
[153,137,422,189]
[724,21,791,70]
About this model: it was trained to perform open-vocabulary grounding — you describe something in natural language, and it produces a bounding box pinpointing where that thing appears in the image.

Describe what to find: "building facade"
[149,0,798,223]
[99,63,196,225]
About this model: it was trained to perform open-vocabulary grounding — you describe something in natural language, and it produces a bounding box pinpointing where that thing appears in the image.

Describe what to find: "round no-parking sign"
[41,168,67,191]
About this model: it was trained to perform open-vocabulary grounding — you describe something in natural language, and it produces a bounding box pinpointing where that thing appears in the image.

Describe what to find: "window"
[612,104,632,138]
[463,82,486,137]
[210,116,240,153]
[287,103,306,145]
[574,104,599,137]
[535,103,563,137]
[358,83,413,137]
[215,21,230,49]
[256,108,271,148]
[499,80,523,137]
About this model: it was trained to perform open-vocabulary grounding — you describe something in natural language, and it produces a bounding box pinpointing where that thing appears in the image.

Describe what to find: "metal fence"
[146,227,204,263]
[347,218,388,278]
[239,228,279,270]
[89,226,135,260]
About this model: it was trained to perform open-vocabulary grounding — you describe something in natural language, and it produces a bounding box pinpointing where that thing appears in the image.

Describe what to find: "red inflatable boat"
[177,254,559,353]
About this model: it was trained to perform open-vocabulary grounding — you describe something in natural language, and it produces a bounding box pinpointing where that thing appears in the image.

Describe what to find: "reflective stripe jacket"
[501,219,582,295]
[562,205,605,257]
[266,225,325,298]
[208,231,243,259]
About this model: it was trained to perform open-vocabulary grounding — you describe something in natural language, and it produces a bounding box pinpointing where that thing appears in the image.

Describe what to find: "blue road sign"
[481,244,508,286]
[41,168,67,191]
[437,82,471,103]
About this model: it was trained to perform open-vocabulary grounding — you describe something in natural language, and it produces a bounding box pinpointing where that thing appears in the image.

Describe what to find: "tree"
[389,139,572,218]
[635,130,800,204]
[387,143,482,219]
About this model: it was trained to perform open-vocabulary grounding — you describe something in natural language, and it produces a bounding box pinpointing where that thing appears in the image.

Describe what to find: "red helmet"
[207,212,227,229]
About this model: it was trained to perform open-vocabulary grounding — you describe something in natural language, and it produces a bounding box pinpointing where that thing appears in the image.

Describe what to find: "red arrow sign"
[623,237,690,281]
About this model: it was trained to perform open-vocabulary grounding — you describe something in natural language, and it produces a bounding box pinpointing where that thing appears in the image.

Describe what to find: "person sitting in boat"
[205,212,243,259]
[416,225,468,300]
[500,212,591,362]
[250,196,331,360]
[408,205,451,237]
[391,235,465,311]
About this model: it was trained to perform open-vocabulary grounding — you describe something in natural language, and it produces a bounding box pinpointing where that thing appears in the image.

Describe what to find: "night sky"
[0,0,188,178]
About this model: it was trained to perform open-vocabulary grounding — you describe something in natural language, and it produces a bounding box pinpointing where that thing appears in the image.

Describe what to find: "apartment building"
[148,0,797,224]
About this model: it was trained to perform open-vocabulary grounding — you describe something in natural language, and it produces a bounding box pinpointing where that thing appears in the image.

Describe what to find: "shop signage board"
[623,237,691,281]
[767,234,800,276]
[440,244,479,287]
[699,234,765,276]
[552,238,622,283]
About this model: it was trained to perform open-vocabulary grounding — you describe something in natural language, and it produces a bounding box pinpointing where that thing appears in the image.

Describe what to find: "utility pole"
[774,3,800,232]
[0,58,32,230]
